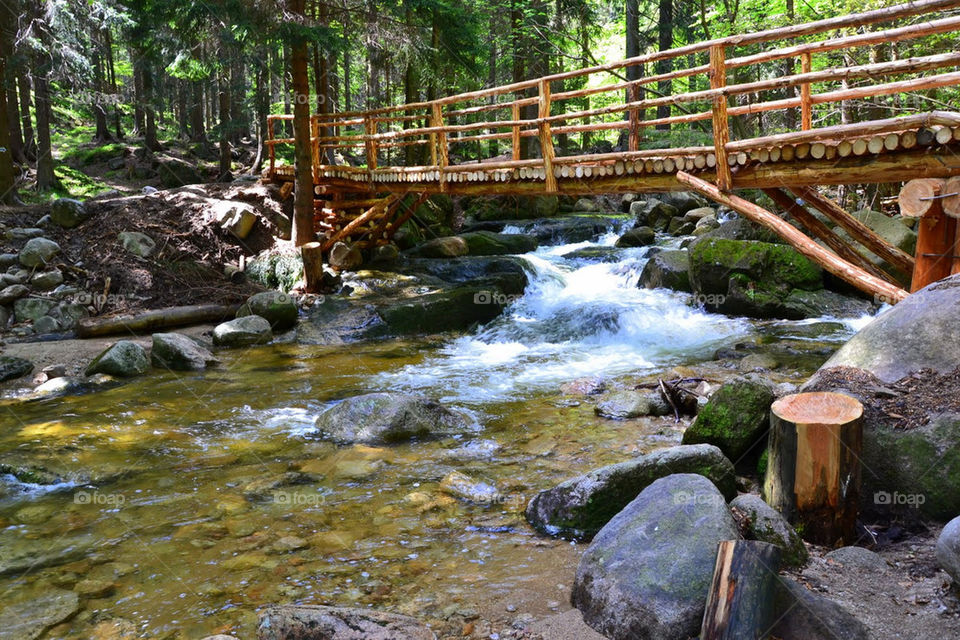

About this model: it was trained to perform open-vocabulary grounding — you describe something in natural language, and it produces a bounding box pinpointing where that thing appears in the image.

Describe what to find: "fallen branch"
[76,304,241,338]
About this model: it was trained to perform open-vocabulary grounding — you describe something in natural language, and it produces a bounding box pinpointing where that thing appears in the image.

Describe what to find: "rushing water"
[0,220,869,638]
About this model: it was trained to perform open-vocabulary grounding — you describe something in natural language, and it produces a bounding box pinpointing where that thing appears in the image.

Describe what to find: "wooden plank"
[700,541,781,640]
[512,103,522,161]
[677,171,909,302]
[710,45,733,191]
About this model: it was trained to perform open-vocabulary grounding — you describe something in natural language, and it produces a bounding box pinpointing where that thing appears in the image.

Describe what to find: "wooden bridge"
[264,0,960,303]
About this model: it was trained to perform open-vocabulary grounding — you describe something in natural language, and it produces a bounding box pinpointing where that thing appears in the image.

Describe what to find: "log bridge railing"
[265,0,960,302]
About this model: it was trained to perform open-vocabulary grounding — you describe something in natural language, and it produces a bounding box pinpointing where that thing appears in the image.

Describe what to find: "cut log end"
[899,178,945,218]
[943,176,960,219]
[770,391,864,425]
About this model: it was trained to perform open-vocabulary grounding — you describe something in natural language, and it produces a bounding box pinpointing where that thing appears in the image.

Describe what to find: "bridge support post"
[676,171,909,304]
[538,79,558,193]
[709,45,733,191]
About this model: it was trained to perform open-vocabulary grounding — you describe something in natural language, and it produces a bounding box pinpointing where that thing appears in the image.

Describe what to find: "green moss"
[757,449,769,477]
[682,378,774,463]
[63,142,127,166]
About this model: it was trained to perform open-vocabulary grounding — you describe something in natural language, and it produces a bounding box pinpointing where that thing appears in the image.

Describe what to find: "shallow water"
[0,223,870,638]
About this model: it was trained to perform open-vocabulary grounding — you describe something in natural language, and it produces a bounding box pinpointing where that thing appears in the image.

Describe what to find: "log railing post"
[538,78,558,193]
[628,82,640,152]
[800,52,813,131]
[364,117,378,175]
[310,115,321,184]
[432,102,448,190]
[709,44,733,191]
[511,101,522,161]
[268,117,276,175]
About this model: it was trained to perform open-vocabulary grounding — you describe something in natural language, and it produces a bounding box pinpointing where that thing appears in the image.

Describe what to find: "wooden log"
[700,540,781,640]
[792,186,916,275]
[899,178,946,218]
[301,242,325,293]
[909,183,957,291]
[76,304,241,338]
[901,130,918,149]
[764,188,896,283]
[763,391,864,546]
[710,45,733,191]
[942,176,960,218]
[677,172,909,303]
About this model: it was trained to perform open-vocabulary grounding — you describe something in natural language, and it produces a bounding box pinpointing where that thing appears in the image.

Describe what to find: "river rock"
[682,375,773,465]
[151,333,219,371]
[237,291,299,330]
[328,242,363,271]
[246,248,304,291]
[571,474,739,640]
[85,341,149,377]
[688,237,824,319]
[209,200,257,239]
[639,250,691,292]
[594,390,670,419]
[18,238,61,268]
[630,200,678,232]
[821,274,960,382]
[730,493,807,566]
[30,270,63,290]
[701,217,783,244]
[313,392,471,444]
[50,198,90,228]
[824,546,887,572]
[0,356,33,382]
[0,253,18,268]
[0,529,96,577]
[257,604,436,640]
[936,515,960,583]
[439,471,501,504]
[368,243,400,267]
[47,302,88,330]
[117,231,156,258]
[661,191,709,215]
[0,590,80,640]
[376,285,509,336]
[527,445,736,540]
[213,315,273,347]
[413,236,469,258]
[13,298,55,323]
[614,226,655,248]
[0,284,29,305]
[770,577,871,640]
[458,230,538,255]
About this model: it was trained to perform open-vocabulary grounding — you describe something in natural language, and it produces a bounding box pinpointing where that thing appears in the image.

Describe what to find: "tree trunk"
[763,392,864,546]
[252,54,268,173]
[142,63,161,152]
[0,19,16,203]
[18,75,36,160]
[656,0,673,128]
[289,0,315,247]
[700,541,781,640]
[131,48,145,136]
[92,26,111,142]
[34,51,58,191]
[343,46,351,112]
[218,70,232,181]
[190,81,206,141]
[105,28,123,139]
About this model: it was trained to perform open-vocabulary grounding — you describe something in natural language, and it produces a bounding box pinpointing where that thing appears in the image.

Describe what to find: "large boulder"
[660,192,709,215]
[50,198,90,228]
[639,250,691,292]
[151,333,219,371]
[85,341,149,377]
[377,285,508,336]
[936,515,960,584]
[412,236,469,258]
[237,291,298,330]
[821,274,960,382]
[571,474,739,640]
[730,493,808,567]
[629,200,678,232]
[13,298,56,323]
[257,605,436,640]
[682,376,774,464]
[245,248,304,291]
[117,231,157,258]
[313,392,471,444]
[700,217,784,244]
[458,231,538,256]
[213,315,273,347]
[18,238,61,268]
[688,237,824,318]
[526,445,736,540]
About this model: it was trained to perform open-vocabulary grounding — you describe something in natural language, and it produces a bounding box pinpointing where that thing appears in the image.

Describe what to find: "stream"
[0,220,872,638]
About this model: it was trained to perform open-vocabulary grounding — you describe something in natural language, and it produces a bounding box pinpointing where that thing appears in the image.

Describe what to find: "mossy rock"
[682,376,775,465]
[639,249,691,292]
[237,291,298,330]
[458,231,538,256]
[376,285,508,336]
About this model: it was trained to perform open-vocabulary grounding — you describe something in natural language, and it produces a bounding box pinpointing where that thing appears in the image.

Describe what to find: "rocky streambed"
[2,189,958,640]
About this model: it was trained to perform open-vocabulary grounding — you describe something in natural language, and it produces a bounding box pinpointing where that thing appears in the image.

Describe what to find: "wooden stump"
[763,392,863,546]
[301,241,325,293]
[700,540,781,640]
[900,179,957,291]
